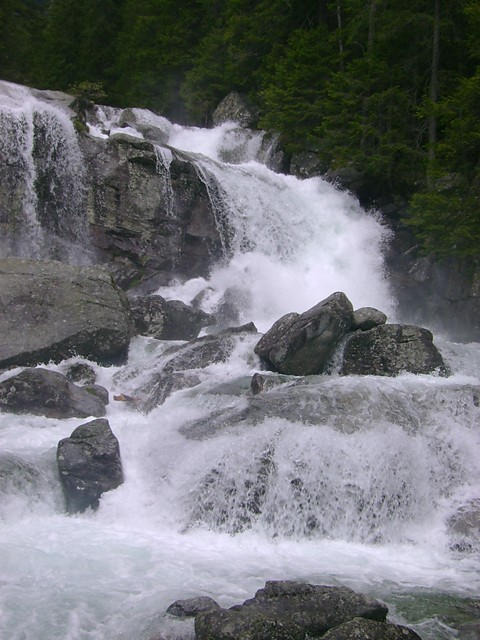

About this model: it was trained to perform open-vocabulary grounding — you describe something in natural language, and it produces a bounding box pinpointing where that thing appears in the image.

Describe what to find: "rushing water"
[0,86,479,640]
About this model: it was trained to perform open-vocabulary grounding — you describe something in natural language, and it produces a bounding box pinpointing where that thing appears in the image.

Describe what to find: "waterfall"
[0,94,479,640]
[0,80,91,263]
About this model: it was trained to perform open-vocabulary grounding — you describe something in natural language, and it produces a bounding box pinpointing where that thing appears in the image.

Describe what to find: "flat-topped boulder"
[0,257,132,368]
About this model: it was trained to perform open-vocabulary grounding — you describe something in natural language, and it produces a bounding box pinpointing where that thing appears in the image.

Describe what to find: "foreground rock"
[341,325,447,376]
[130,294,214,340]
[254,293,354,375]
[166,596,220,618]
[0,368,106,418]
[0,257,132,368]
[195,581,388,640]
[57,418,123,513]
[321,617,421,639]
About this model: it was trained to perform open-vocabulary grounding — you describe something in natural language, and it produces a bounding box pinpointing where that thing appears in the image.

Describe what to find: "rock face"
[56,418,123,513]
[195,581,388,640]
[254,292,354,375]
[0,257,132,368]
[0,368,107,418]
[341,324,447,376]
[130,294,214,340]
[80,134,224,285]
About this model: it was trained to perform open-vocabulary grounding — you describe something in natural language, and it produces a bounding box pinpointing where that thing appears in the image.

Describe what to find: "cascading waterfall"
[0,92,480,640]
[0,80,91,263]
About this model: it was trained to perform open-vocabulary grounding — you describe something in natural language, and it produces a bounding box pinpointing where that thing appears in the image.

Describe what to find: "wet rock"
[341,324,447,376]
[212,92,259,128]
[83,384,109,406]
[321,617,422,639]
[250,373,265,395]
[65,363,96,385]
[0,368,106,419]
[195,581,388,640]
[117,323,259,412]
[0,257,132,368]
[167,596,220,618]
[254,292,354,375]
[130,294,214,340]
[352,307,387,331]
[57,418,123,513]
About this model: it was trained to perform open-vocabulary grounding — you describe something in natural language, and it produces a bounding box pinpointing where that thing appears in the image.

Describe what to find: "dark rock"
[0,257,132,368]
[130,295,214,340]
[83,384,109,406]
[321,617,422,639]
[341,324,447,376]
[254,292,354,375]
[352,307,387,331]
[0,368,106,418]
[57,418,123,513]
[212,92,260,128]
[167,596,220,618]
[195,581,387,640]
[65,363,96,385]
[289,152,325,179]
[250,373,265,395]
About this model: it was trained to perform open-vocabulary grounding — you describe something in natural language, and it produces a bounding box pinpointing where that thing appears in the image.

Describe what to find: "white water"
[0,96,479,640]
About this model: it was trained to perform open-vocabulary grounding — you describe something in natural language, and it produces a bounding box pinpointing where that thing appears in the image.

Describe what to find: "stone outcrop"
[80,134,224,286]
[341,324,447,376]
[0,257,132,368]
[195,581,388,640]
[0,368,107,419]
[57,418,123,513]
[130,294,214,340]
[254,292,354,375]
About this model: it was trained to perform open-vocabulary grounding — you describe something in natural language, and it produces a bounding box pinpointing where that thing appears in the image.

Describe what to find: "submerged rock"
[195,581,388,640]
[0,368,106,419]
[447,499,480,551]
[0,257,132,368]
[57,418,123,513]
[341,324,447,376]
[254,292,354,376]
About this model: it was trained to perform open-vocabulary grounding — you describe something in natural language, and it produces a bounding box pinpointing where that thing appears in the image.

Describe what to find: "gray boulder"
[254,293,354,375]
[195,581,387,640]
[57,418,123,513]
[65,363,97,385]
[352,307,387,331]
[341,324,447,376]
[130,294,214,340]
[321,617,422,639]
[212,92,259,128]
[166,596,220,618]
[0,368,106,419]
[0,257,132,368]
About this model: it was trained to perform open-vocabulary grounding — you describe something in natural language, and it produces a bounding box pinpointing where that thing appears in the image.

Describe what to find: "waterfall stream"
[0,83,479,640]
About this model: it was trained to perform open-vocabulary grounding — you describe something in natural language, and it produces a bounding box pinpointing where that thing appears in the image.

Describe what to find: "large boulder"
[0,257,132,368]
[212,92,259,128]
[195,581,388,640]
[0,368,106,418]
[341,324,447,376]
[254,293,354,375]
[56,418,123,513]
[130,294,214,340]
